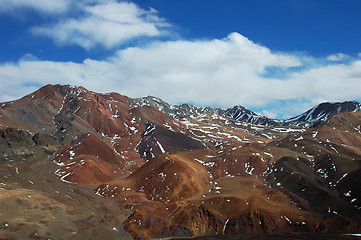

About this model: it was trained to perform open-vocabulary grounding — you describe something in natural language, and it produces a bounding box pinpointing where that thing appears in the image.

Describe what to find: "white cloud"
[31,1,170,49]
[0,32,360,118]
[109,32,302,107]
[0,0,115,14]
[261,110,277,119]
[0,0,71,13]
[327,53,348,61]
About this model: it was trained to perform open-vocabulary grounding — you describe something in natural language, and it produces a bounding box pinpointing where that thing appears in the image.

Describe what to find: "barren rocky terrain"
[1,84,361,239]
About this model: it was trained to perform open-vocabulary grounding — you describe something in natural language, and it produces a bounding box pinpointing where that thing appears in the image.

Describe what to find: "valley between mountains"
[1,84,361,239]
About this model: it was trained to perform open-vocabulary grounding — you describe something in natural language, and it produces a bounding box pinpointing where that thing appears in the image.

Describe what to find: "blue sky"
[1,0,361,119]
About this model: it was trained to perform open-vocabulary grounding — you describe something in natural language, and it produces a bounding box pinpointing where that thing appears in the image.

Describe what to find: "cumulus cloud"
[109,33,302,106]
[327,53,348,61]
[31,1,170,49]
[0,32,360,118]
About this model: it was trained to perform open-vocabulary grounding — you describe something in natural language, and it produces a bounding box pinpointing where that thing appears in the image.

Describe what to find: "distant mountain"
[282,101,361,127]
[225,101,361,127]
[140,97,361,128]
[224,105,279,126]
[139,97,279,126]
[138,96,223,119]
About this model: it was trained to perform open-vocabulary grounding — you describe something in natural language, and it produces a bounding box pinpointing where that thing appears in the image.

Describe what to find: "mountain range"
[0,84,361,239]
[139,96,361,127]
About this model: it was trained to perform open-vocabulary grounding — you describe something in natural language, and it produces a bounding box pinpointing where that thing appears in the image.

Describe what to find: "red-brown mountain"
[1,84,361,239]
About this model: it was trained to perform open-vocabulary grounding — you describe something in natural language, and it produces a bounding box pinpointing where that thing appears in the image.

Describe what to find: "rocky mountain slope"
[1,84,361,239]
[282,101,361,127]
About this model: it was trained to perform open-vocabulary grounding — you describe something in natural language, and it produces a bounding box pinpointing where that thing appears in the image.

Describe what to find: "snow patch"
[156,141,166,153]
